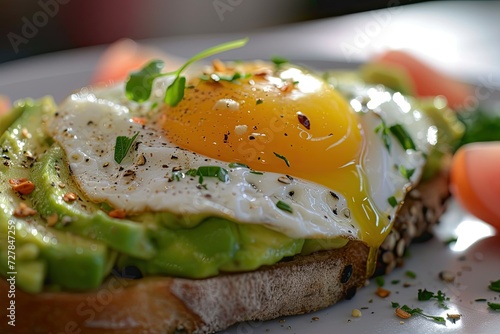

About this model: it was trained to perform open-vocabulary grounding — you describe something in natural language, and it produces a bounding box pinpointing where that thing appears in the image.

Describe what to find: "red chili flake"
[297,113,310,130]
[132,117,147,125]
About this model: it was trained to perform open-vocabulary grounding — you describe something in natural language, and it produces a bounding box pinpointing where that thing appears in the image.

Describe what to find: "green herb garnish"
[488,302,500,310]
[389,124,416,151]
[392,302,446,324]
[271,56,288,68]
[276,200,293,213]
[114,131,140,164]
[186,166,229,183]
[256,98,263,105]
[391,279,400,285]
[444,237,458,245]
[375,120,391,151]
[250,171,263,175]
[475,298,487,302]
[388,196,398,208]
[417,289,449,309]
[489,279,500,292]
[375,276,385,287]
[399,165,416,181]
[273,152,290,167]
[405,270,417,279]
[125,61,164,103]
[125,38,249,106]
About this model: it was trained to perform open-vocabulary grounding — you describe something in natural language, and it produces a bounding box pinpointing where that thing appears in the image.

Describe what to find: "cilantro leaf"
[114,132,140,164]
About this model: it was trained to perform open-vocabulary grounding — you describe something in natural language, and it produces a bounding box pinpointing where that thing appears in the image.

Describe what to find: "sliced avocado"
[119,217,240,278]
[220,223,304,271]
[417,96,465,180]
[0,98,110,292]
[31,145,155,259]
[0,102,25,135]
[360,62,416,96]
[119,217,306,278]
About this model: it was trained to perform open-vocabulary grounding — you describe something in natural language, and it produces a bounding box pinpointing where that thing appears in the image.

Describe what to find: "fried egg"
[49,61,433,251]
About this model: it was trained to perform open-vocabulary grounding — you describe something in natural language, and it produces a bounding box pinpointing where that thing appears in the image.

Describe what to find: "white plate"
[1,35,499,334]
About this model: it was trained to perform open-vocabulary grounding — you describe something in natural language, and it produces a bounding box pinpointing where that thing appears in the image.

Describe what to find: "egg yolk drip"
[159,62,390,249]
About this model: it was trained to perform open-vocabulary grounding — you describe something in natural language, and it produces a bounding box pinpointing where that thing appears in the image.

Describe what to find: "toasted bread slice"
[0,170,450,334]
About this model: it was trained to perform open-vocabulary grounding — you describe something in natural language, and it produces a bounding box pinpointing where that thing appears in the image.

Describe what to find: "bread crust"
[0,241,368,334]
[0,172,449,334]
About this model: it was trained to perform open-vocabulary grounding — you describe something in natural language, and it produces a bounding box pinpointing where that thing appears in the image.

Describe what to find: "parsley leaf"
[417,289,449,309]
[388,196,398,208]
[389,124,416,151]
[375,120,391,151]
[405,270,417,279]
[114,132,140,164]
[186,166,229,183]
[400,165,416,181]
[125,38,249,106]
[375,276,385,287]
[489,279,500,292]
[488,302,500,310]
[392,302,446,324]
[276,200,293,213]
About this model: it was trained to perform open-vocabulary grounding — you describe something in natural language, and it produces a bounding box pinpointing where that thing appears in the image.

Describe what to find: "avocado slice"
[31,145,155,259]
[0,98,110,292]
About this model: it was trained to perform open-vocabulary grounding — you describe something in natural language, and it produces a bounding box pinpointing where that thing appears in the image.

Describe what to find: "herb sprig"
[114,132,140,164]
[418,289,449,309]
[125,38,249,106]
[392,302,446,324]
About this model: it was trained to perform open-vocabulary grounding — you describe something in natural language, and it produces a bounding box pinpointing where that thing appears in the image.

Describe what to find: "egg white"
[49,74,433,241]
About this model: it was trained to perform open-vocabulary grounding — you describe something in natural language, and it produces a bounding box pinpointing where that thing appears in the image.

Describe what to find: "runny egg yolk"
[160,62,388,248]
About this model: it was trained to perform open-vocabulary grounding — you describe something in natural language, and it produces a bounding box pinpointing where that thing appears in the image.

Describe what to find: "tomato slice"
[91,39,183,85]
[450,142,500,229]
[374,50,473,110]
[0,95,10,115]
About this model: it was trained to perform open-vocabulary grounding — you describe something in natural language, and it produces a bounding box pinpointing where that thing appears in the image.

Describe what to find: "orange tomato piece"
[450,142,500,229]
[0,95,10,116]
[91,39,183,86]
[374,50,473,110]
